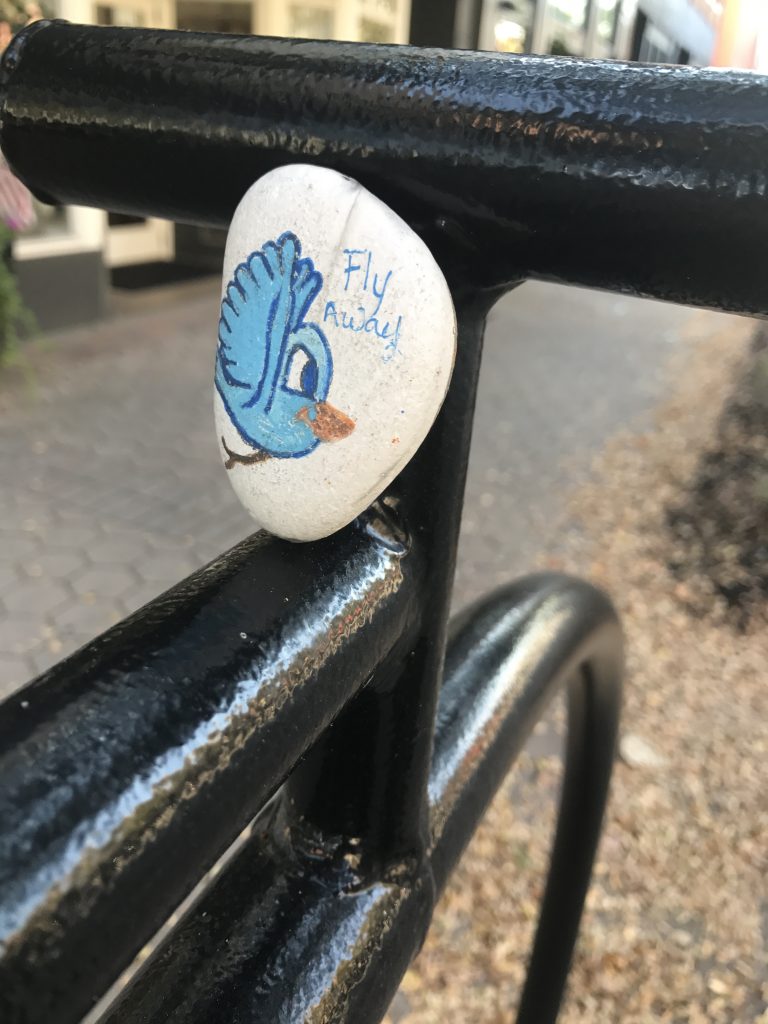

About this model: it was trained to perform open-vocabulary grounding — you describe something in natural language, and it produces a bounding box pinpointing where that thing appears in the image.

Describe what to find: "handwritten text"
[322,248,403,362]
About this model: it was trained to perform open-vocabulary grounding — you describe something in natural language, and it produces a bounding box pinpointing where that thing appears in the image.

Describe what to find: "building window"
[95,3,146,26]
[358,0,397,13]
[479,0,535,54]
[543,0,588,57]
[176,0,252,34]
[289,4,335,39]
[359,17,394,42]
[596,0,620,45]
[637,21,677,63]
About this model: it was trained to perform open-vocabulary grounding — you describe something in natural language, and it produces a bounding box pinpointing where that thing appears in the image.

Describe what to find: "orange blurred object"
[711,0,762,68]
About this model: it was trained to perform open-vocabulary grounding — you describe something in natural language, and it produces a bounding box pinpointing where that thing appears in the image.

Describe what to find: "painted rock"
[214,165,457,542]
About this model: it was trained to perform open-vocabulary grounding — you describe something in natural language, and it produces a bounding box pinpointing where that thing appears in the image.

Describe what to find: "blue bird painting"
[215,231,355,469]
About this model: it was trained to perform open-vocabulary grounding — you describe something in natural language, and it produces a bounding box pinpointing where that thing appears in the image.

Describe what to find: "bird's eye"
[286,347,310,392]
[285,346,318,397]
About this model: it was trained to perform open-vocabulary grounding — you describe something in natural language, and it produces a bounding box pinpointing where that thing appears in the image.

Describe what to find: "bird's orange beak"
[297,401,356,443]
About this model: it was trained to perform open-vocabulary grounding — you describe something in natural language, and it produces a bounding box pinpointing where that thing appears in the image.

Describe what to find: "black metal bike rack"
[1,21,767,1024]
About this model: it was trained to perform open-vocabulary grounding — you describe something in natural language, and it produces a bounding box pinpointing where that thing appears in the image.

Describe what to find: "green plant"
[0,223,36,368]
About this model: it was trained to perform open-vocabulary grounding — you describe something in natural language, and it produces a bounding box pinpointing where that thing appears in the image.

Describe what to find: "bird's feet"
[221,437,272,470]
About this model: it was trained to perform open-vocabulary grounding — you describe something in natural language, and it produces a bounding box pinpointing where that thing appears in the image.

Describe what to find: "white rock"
[619,733,668,769]
[214,165,457,542]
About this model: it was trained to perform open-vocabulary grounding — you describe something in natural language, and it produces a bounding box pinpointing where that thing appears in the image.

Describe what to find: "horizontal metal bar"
[102,574,622,1024]
[2,21,768,313]
[0,505,418,1024]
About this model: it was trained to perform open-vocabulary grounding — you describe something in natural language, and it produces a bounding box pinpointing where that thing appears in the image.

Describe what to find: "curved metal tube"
[102,574,622,1024]
[430,574,623,1022]
[1,21,768,312]
[0,507,417,1024]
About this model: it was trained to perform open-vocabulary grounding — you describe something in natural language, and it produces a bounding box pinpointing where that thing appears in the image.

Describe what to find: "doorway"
[95,0,176,267]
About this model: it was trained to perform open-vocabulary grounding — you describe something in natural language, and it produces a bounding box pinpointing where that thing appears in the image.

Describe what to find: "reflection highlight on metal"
[6,16,764,1024]
[2,21,768,313]
[0,516,415,1023]
[96,577,622,1024]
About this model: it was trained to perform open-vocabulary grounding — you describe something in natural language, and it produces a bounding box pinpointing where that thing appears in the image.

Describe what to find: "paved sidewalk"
[0,278,730,696]
[0,280,253,694]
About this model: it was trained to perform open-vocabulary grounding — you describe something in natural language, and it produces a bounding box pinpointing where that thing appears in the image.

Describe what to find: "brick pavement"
[0,277,721,699]
[0,279,253,696]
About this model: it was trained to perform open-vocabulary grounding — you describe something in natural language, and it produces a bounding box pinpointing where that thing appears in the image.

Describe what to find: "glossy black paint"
[101,575,622,1024]
[2,22,768,314]
[287,290,495,878]
[431,576,623,1023]
[0,21,703,1024]
[0,516,418,1024]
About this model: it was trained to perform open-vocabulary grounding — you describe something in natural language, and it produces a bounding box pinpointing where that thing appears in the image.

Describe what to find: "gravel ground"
[386,311,768,1023]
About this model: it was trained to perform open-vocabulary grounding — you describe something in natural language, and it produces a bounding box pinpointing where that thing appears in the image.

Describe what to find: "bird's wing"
[289,250,324,334]
[216,233,325,420]
[216,242,295,408]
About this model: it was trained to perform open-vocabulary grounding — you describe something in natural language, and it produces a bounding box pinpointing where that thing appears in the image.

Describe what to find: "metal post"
[286,286,502,878]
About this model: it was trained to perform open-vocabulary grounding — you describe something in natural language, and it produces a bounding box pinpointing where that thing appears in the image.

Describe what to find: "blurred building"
[711,0,768,69]
[11,0,411,329]
[9,0,727,330]
[476,0,721,63]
